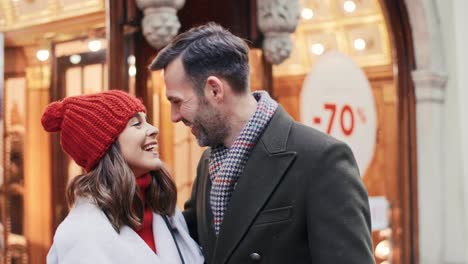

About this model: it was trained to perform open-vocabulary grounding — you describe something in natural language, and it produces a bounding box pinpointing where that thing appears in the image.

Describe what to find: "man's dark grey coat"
[183,107,375,264]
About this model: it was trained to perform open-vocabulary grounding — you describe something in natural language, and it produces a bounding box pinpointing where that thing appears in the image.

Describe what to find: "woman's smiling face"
[117,112,161,177]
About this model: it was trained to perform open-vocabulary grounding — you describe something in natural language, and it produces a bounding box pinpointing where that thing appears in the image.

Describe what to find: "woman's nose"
[147,124,158,137]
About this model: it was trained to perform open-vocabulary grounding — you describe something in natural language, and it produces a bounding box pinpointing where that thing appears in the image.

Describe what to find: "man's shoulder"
[291,120,339,142]
[272,118,348,163]
[262,107,346,155]
[273,107,340,141]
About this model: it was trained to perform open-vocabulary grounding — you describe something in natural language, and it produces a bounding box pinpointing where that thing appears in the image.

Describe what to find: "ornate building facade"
[0,0,467,263]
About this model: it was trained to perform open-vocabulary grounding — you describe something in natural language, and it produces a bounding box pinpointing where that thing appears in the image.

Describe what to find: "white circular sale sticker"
[300,50,377,176]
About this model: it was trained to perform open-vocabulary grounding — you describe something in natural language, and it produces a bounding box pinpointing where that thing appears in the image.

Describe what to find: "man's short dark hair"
[149,22,250,95]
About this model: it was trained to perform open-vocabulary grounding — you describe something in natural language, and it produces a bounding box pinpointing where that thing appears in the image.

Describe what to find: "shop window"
[1,76,28,264]
[50,39,107,232]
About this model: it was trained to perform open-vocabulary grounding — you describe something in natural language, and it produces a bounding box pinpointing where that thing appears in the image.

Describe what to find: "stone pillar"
[257,0,300,65]
[453,1,468,263]
[412,69,447,264]
[135,0,185,50]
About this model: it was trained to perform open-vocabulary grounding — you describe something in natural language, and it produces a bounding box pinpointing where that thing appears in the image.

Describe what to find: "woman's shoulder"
[53,197,115,246]
[167,207,187,228]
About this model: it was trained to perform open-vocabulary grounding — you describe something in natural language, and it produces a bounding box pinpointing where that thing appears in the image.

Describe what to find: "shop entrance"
[272,0,417,263]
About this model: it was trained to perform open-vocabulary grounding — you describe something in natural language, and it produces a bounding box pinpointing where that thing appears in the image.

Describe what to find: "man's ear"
[205,76,224,102]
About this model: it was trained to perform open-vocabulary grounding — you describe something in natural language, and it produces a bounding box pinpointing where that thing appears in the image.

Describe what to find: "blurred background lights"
[374,240,392,260]
[36,49,49,62]
[354,38,367,50]
[343,0,357,13]
[128,55,136,76]
[301,8,314,20]
[88,40,102,52]
[311,43,325,55]
[128,66,137,76]
[127,55,136,65]
[69,54,82,64]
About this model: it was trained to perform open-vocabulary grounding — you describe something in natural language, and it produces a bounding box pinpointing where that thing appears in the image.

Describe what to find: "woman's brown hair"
[66,141,177,232]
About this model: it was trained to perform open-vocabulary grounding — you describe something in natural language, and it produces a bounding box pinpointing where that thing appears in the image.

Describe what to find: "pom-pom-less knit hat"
[41,90,146,172]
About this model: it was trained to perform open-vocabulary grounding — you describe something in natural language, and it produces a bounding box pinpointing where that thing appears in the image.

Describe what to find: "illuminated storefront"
[1,0,467,263]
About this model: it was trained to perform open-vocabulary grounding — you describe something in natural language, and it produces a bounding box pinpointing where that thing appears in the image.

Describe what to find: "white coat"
[47,197,204,264]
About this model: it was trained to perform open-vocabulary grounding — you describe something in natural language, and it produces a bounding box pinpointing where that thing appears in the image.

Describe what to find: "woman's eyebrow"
[127,114,139,124]
[131,113,145,119]
[129,113,147,123]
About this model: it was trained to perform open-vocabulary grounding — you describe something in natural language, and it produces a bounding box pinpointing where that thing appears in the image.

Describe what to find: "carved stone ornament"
[257,0,300,64]
[135,0,186,50]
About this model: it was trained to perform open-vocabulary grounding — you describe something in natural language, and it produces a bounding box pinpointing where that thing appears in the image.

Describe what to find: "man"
[150,22,374,264]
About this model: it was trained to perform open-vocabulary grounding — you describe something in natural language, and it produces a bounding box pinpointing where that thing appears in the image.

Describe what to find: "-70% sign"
[300,51,378,176]
[313,103,367,136]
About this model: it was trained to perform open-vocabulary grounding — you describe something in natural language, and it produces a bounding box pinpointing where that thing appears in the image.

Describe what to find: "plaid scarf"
[209,91,278,235]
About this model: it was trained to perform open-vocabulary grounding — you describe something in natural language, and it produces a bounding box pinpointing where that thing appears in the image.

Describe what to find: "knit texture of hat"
[41,90,146,172]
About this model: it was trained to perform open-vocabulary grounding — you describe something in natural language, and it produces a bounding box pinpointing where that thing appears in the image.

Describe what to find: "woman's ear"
[205,76,224,102]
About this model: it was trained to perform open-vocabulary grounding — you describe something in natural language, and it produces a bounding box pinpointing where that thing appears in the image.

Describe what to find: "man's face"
[164,58,229,147]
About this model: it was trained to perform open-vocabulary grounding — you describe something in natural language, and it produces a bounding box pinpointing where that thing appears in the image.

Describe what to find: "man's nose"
[171,109,182,123]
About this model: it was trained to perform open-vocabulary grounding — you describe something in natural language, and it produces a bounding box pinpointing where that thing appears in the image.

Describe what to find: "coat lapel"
[211,107,297,264]
[199,154,217,260]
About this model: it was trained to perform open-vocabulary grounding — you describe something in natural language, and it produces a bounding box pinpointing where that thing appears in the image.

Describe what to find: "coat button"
[249,252,261,261]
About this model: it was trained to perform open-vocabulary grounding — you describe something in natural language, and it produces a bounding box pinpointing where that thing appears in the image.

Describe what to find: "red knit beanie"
[41,90,146,172]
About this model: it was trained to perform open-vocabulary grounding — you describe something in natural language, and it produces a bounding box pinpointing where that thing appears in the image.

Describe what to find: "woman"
[42,90,204,264]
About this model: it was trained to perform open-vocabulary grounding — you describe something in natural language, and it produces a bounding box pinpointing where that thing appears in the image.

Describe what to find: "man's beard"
[191,99,230,147]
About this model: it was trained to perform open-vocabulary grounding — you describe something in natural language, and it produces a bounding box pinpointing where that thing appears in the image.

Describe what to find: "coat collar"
[68,198,203,264]
[209,106,297,264]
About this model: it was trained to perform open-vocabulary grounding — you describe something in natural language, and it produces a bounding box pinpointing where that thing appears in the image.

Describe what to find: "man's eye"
[132,122,141,127]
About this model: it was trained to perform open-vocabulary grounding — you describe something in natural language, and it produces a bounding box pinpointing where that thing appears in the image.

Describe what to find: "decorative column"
[257,0,300,65]
[135,0,185,50]
[412,69,447,264]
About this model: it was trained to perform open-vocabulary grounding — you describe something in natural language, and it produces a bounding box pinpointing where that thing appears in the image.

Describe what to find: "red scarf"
[135,174,157,253]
